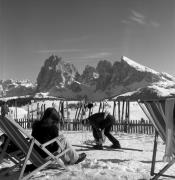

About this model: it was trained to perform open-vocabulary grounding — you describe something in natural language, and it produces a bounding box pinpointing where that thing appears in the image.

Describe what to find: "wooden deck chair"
[0,115,71,180]
[0,136,25,166]
[139,99,175,180]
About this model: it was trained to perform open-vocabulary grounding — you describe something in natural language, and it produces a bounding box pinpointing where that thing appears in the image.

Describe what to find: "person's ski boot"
[110,143,121,149]
[93,144,103,150]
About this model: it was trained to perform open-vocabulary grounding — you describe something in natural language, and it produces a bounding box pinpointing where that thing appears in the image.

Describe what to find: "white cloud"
[79,52,112,59]
[65,52,112,61]
[122,9,160,28]
[131,10,145,19]
[130,10,146,25]
[129,16,145,25]
[36,49,87,54]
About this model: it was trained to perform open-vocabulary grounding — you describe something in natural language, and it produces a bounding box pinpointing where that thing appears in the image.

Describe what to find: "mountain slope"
[1,55,175,101]
[35,55,175,101]
[0,79,36,98]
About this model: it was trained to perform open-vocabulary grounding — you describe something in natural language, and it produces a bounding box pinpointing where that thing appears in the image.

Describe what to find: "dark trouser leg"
[92,127,102,143]
[104,125,120,146]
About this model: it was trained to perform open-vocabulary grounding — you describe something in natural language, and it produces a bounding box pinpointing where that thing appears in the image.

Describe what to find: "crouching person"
[32,107,86,165]
[87,112,121,150]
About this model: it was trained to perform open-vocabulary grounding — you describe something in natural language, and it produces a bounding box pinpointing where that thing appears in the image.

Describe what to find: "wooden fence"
[15,119,155,135]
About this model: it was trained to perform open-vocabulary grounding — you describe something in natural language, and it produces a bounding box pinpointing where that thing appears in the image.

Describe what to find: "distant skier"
[85,112,121,149]
[1,101,9,117]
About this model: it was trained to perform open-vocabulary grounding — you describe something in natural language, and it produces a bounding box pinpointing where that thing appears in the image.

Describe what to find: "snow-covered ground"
[0,131,174,180]
[1,100,173,180]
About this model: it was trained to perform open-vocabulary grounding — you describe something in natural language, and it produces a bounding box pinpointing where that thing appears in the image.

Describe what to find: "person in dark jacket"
[32,107,86,165]
[87,112,121,149]
[1,101,9,117]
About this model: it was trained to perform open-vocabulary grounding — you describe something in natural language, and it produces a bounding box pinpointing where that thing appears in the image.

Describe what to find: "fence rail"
[15,118,155,134]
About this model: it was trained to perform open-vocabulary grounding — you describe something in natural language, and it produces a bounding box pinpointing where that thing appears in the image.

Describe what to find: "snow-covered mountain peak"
[160,72,175,81]
[0,79,36,98]
[121,56,159,74]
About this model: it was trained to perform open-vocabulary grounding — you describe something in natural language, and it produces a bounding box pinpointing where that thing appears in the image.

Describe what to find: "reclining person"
[32,107,86,165]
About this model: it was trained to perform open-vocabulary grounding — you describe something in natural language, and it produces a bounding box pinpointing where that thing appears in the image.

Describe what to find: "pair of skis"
[73,144,143,152]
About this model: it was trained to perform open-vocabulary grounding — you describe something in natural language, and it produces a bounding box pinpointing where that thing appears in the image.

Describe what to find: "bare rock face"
[80,65,98,86]
[95,60,113,90]
[36,55,79,92]
[110,58,160,86]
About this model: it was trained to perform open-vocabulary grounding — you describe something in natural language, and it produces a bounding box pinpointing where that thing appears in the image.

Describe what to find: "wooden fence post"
[98,102,102,112]
[15,117,155,134]
[118,101,120,122]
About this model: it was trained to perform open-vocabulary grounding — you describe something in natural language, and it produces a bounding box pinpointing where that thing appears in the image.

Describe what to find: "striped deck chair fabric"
[0,115,70,180]
[139,98,175,180]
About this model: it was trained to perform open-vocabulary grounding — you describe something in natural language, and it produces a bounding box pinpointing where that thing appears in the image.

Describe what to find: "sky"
[0,0,175,82]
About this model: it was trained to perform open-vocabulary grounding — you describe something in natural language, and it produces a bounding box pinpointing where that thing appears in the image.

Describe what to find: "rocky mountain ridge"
[0,79,36,97]
[1,55,175,101]
[36,55,79,91]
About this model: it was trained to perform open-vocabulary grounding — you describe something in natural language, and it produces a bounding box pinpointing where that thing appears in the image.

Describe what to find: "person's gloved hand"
[96,138,103,146]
